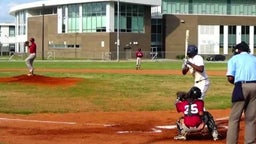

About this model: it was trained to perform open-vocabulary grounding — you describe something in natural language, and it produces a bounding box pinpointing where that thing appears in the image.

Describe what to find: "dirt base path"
[0,110,232,144]
[0,69,240,144]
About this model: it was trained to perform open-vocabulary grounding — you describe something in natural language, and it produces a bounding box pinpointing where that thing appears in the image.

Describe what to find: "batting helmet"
[187,86,202,99]
[232,41,250,55]
[187,45,198,58]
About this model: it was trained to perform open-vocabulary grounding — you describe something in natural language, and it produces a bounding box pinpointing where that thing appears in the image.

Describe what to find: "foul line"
[84,123,119,127]
[0,117,77,125]
[117,128,162,134]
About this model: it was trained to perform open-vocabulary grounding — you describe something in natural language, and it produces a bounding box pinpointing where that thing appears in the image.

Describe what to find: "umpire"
[226,41,256,144]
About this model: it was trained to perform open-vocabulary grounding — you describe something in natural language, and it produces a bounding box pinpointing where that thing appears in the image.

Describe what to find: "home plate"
[155,125,176,129]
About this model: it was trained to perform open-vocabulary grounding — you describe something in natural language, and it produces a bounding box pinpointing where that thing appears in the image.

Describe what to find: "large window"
[17,11,26,35]
[67,4,80,33]
[192,0,227,15]
[254,26,256,49]
[9,26,15,37]
[62,6,66,33]
[230,0,256,15]
[151,18,163,58]
[162,0,256,16]
[61,2,144,33]
[82,2,106,32]
[162,0,189,14]
[228,25,236,47]
[241,26,249,42]
[115,3,145,33]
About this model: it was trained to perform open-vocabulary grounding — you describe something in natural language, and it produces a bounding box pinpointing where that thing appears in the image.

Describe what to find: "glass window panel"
[92,16,97,31]
[102,17,106,27]
[156,34,162,42]
[167,3,172,13]
[151,25,157,33]
[87,17,92,31]
[138,5,144,13]
[9,26,15,37]
[151,34,157,42]
[127,17,131,32]
[115,3,144,33]
[82,18,87,31]
[67,4,79,32]
[81,2,106,32]
[132,6,137,14]
[132,17,138,32]
[162,0,256,16]
[120,16,126,30]
[138,17,144,32]
[96,16,101,27]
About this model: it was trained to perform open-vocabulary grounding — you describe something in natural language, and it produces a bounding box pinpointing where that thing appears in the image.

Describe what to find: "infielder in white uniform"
[182,45,210,100]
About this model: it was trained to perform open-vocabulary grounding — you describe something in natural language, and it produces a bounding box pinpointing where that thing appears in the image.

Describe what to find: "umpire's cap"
[232,41,250,55]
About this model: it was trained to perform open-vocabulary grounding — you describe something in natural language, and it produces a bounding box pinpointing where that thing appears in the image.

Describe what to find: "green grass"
[1,59,227,70]
[0,60,231,114]
[4,61,172,69]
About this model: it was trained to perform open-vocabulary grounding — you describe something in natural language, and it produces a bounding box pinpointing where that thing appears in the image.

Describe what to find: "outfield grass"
[0,59,227,69]
[0,60,232,114]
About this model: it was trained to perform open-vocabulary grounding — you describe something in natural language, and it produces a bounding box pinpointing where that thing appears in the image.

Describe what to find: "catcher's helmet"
[187,86,202,99]
[187,45,198,58]
[232,41,250,55]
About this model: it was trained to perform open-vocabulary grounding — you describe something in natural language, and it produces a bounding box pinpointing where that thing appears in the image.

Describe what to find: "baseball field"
[0,60,244,144]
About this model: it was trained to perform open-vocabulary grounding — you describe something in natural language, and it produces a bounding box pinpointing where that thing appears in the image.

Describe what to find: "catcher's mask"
[187,45,198,58]
[232,41,250,55]
[187,86,202,99]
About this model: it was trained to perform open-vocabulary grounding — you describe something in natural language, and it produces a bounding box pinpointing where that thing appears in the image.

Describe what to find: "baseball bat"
[185,30,190,58]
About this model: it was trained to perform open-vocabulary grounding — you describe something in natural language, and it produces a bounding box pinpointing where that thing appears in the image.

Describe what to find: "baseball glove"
[24,41,29,47]
[176,91,187,101]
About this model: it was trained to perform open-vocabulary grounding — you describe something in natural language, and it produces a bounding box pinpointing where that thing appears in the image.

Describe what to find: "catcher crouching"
[174,86,219,141]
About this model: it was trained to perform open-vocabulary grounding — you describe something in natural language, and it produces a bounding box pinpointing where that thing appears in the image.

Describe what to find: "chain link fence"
[1,50,246,61]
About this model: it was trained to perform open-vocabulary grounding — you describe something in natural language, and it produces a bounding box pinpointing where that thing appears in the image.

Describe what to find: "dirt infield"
[0,69,243,144]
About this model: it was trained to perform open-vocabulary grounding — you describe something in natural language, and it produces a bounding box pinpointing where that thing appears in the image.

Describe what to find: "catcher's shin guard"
[176,117,188,136]
[202,111,219,140]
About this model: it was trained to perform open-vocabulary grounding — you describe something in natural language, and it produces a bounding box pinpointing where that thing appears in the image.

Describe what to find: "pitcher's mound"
[0,74,83,86]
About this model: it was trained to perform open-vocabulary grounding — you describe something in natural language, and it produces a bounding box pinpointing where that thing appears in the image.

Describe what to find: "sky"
[0,0,38,23]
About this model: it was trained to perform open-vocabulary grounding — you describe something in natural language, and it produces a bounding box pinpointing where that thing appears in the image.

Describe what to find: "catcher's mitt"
[176,91,187,101]
[24,41,29,47]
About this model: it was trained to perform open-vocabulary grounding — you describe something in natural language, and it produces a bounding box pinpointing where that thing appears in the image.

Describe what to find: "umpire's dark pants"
[227,83,256,144]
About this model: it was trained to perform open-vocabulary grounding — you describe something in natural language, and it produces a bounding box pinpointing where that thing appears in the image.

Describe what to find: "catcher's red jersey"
[176,100,204,127]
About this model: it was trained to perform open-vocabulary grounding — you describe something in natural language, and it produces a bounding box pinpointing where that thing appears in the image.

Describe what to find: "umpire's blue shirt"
[226,52,256,83]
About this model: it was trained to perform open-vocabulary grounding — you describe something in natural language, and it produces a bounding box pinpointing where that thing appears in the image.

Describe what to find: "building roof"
[0,23,15,26]
[9,0,161,15]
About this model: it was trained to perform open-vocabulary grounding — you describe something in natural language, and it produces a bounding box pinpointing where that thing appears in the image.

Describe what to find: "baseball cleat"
[212,130,219,141]
[174,134,186,140]
[27,73,33,76]
[213,137,219,141]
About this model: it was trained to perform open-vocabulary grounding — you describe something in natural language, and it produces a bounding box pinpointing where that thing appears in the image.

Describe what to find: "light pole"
[42,4,45,60]
[0,31,1,56]
[116,0,120,62]
[75,32,78,58]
